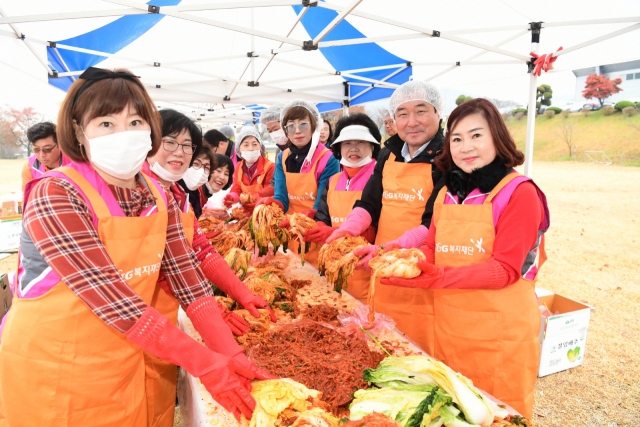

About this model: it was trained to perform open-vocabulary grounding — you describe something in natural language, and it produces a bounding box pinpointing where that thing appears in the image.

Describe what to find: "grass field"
[508,110,640,166]
[1,159,639,427]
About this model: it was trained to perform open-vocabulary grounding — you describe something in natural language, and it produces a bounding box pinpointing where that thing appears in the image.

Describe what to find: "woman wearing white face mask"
[182,144,216,216]
[0,68,271,427]
[305,113,381,302]
[223,128,275,214]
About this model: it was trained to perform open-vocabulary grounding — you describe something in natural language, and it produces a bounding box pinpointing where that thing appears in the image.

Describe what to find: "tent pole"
[524,23,540,178]
[524,73,537,177]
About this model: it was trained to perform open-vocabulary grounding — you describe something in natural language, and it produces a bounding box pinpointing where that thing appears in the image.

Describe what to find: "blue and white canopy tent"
[2,0,640,175]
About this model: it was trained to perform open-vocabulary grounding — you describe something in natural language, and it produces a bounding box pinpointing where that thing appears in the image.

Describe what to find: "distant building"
[573,60,640,104]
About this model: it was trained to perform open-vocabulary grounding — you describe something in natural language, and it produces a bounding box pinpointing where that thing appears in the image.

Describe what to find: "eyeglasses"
[33,144,58,154]
[192,159,210,174]
[162,140,196,155]
[284,122,311,134]
[384,120,395,126]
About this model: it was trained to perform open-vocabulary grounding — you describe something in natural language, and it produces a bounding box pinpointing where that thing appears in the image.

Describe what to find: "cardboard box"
[0,215,22,253]
[1,201,22,218]
[536,288,592,377]
[1,273,12,319]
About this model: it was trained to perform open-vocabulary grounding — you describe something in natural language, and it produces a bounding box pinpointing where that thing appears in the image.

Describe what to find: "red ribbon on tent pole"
[530,47,563,76]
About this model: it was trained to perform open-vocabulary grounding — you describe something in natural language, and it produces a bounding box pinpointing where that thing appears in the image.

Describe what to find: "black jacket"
[315,176,334,227]
[353,128,445,228]
[177,180,203,219]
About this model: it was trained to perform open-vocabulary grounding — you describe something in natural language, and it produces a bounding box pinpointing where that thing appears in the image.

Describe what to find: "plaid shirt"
[23,176,212,333]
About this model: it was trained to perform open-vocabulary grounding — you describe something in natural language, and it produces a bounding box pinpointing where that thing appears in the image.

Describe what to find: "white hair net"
[260,103,284,125]
[279,99,323,128]
[279,99,325,169]
[389,80,445,118]
[218,125,235,141]
[236,127,266,157]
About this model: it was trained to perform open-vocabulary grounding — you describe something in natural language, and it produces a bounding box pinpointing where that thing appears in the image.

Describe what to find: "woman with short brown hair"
[256,99,340,266]
[380,98,550,418]
[0,68,267,426]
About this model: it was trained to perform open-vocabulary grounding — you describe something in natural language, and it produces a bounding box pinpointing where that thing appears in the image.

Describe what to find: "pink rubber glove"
[353,245,380,271]
[223,193,240,208]
[255,197,284,211]
[385,225,429,249]
[304,222,334,245]
[326,207,372,244]
[200,254,277,322]
[127,306,262,421]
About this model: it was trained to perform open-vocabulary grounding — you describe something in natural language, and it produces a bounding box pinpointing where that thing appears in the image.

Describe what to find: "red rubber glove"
[255,197,284,211]
[304,222,334,245]
[205,230,221,240]
[361,225,376,244]
[279,218,290,230]
[218,302,250,336]
[200,255,277,322]
[126,306,260,421]
[223,193,240,208]
[380,260,444,289]
[242,202,256,215]
[353,245,380,271]
[186,297,278,389]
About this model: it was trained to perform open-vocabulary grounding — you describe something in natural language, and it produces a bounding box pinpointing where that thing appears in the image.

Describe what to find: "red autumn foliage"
[582,74,623,107]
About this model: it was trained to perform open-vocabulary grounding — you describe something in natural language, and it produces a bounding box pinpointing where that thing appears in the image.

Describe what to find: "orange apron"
[0,168,168,427]
[282,148,329,267]
[432,173,541,418]
[372,153,436,355]
[143,198,195,427]
[326,173,369,303]
[237,158,274,195]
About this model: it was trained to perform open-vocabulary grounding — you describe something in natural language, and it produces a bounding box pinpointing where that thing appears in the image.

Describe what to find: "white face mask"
[340,155,372,168]
[84,129,152,180]
[241,150,261,164]
[269,129,288,146]
[149,157,188,183]
[182,166,208,190]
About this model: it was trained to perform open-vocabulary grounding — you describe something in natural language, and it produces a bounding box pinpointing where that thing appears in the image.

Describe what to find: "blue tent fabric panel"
[292,2,411,107]
[47,0,182,92]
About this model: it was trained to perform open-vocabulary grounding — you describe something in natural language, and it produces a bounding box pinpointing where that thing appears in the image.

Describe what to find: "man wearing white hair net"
[260,103,289,153]
[383,109,397,139]
[326,80,446,354]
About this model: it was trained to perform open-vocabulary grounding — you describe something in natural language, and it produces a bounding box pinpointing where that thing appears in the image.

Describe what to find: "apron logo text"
[118,261,162,281]
[289,192,315,201]
[435,243,475,255]
[382,190,420,202]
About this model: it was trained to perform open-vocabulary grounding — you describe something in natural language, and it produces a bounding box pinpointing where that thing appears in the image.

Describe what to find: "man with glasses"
[21,122,70,191]
[384,111,398,140]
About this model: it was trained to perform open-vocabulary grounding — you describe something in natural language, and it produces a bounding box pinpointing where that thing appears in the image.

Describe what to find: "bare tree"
[364,104,388,136]
[0,116,22,159]
[554,115,583,157]
[1,107,42,156]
